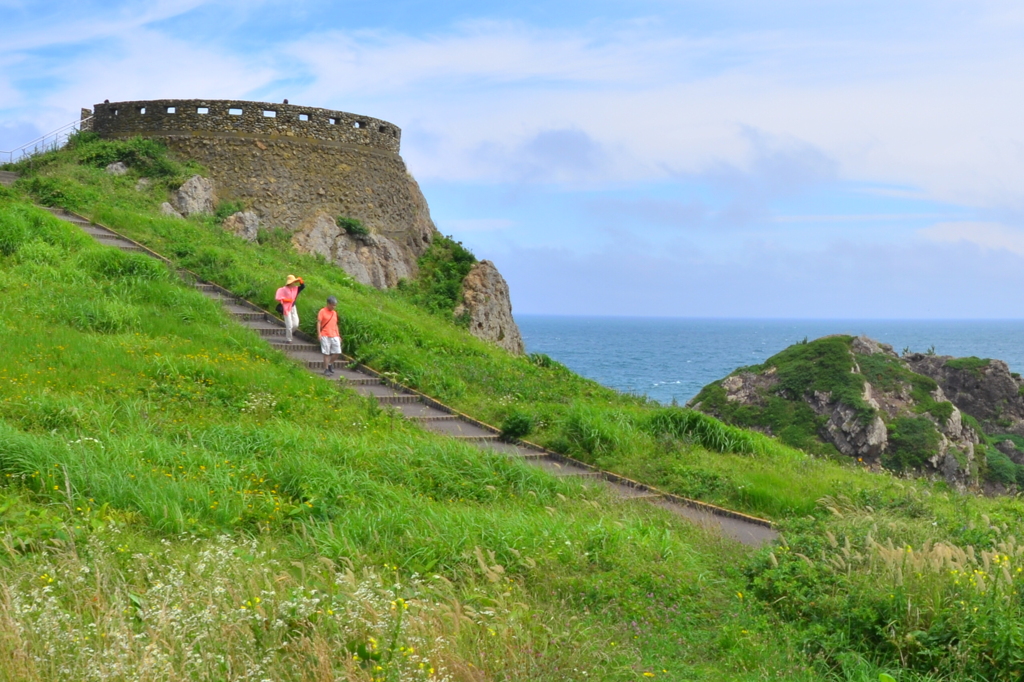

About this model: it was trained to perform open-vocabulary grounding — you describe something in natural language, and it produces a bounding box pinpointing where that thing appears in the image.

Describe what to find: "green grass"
[9,137,1024,680]
[944,356,991,374]
[0,194,833,680]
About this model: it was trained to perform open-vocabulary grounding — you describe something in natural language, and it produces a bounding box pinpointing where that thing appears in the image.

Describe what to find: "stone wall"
[89,99,434,272]
[90,99,400,153]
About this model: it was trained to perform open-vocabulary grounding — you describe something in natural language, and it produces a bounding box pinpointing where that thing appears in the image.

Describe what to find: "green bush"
[395,235,477,318]
[214,201,245,223]
[985,447,1018,485]
[77,136,180,179]
[336,216,369,236]
[884,416,941,472]
[500,411,534,441]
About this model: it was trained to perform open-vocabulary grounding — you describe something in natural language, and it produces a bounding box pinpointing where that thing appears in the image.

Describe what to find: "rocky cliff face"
[689,335,980,488]
[291,211,415,289]
[453,261,524,355]
[904,354,1024,437]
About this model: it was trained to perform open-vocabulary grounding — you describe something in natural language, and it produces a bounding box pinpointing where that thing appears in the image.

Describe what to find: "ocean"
[517,317,1024,406]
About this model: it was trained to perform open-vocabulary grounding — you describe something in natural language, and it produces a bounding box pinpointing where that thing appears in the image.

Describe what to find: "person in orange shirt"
[274,274,305,343]
[316,295,342,375]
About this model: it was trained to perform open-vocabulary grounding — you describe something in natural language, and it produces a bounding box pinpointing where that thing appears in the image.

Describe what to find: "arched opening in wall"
[112,108,119,116]
[299,113,309,121]
[354,121,366,129]
[137,106,146,115]
[378,125,387,133]
[166,106,176,114]
[229,108,243,116]
[263,110,276,118]
[197,107,209,114]
[328,117,337,125]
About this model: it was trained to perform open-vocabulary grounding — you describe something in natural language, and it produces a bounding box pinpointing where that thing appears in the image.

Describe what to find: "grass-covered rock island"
[3,135,1024,680]
[690,334,1024,494]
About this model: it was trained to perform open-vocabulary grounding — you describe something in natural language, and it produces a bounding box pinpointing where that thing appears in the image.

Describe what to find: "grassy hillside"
[0,192,828,680]
[6,137,1024,680]
[2,135,941,520]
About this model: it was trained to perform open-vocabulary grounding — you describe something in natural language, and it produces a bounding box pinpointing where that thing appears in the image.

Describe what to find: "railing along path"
[1,117,92,165]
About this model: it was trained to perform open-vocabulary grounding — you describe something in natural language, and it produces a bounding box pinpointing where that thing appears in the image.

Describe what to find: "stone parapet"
[90,99,400,154]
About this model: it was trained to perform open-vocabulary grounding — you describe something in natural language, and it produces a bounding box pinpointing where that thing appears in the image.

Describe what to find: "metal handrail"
[1,116,93,165]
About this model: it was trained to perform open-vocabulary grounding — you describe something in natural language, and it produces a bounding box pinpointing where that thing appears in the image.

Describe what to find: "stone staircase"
[31,198,776,546]
[0,171,19,187]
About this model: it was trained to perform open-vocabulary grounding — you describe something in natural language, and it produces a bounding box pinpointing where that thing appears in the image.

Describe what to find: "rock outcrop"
[453,261,524,355]
[105,161,128,176]
[159,202,183,219]
[171,175,216,216]
[904,354,1024,437]
[689,335,980,489]
[291,211,414,289]
[222,211,260,242]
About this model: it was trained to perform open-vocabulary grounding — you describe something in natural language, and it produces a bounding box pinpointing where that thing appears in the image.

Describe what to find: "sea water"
[517,317,1024,406]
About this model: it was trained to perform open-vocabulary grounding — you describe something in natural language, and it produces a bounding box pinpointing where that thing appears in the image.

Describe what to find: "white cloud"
[919,221,1024,255]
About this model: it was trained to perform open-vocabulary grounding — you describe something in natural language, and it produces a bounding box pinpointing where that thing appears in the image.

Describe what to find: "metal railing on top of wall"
[1,117,92,165]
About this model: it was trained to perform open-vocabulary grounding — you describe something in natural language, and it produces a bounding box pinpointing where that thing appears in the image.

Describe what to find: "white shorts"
[320,336,342,354]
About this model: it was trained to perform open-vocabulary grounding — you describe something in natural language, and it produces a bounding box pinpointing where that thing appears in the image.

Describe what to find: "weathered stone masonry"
[87,99,435,270]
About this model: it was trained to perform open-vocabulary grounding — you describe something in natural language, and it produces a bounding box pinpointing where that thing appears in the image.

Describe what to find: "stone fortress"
[85,99,524,353]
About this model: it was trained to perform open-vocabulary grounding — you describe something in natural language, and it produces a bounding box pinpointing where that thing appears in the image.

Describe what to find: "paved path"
[36,201,777,547]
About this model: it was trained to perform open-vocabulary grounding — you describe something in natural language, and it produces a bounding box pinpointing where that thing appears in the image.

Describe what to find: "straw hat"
[285,274,300,285]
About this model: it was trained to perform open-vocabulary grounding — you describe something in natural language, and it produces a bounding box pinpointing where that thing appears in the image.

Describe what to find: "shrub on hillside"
[883,416,941,472]
[396,235,477,318]
[77,136,182,179]
[500,411,534,441]
[336,216,369,236]
[214,201,245,224]
[985,446,1020,486]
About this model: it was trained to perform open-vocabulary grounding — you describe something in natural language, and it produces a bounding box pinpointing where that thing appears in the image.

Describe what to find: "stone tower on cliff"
[85,99,524,353]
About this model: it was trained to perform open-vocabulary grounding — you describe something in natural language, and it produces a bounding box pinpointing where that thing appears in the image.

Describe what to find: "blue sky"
[3,0,1024,318]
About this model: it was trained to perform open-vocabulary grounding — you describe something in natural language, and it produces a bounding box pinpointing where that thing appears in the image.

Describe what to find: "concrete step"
[269,341,319,353]
[479,440,537,456]
[82,226,115,237]
[0,171,19,187]
[200,290,238,302]
[230,311,267,322]
[374,394,421,405]
[530,457,603,478]
[422,419,498,439]
[600,480,662,500]
[393,402,452,419]
[355,384,410,399]
[242,320,285,334]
